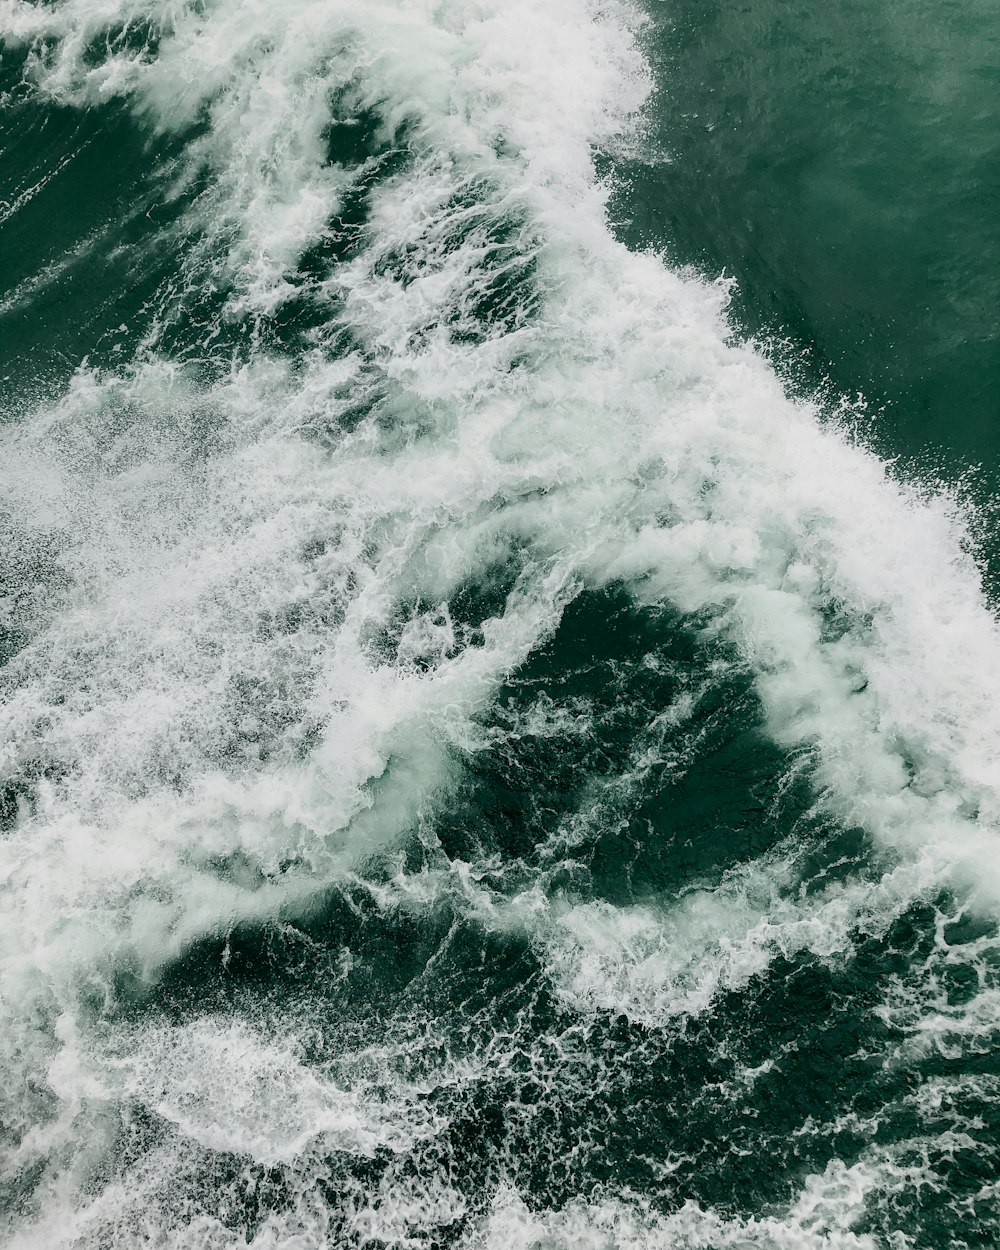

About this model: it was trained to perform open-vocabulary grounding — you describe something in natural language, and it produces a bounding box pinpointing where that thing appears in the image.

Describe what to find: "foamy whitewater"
[1,0,999,1246]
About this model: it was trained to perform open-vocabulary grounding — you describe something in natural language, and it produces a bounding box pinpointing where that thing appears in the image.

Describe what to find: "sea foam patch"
[2,0,1000,1245]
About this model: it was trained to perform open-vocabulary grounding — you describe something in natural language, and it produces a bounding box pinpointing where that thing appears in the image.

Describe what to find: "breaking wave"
[1,1,999,1246]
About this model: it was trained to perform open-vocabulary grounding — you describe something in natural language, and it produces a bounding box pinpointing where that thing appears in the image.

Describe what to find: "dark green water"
[1,3,999,1249]
[621,0,1000,469]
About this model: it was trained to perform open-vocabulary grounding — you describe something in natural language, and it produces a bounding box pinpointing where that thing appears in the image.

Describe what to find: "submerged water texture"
[0,2,998,1248]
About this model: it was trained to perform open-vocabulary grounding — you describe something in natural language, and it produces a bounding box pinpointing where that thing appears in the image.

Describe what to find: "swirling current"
[1,2,999,1247]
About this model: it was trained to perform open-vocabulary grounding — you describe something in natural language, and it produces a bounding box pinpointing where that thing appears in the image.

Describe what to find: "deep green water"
[1,3,999,1249]
[622,0,1000,468]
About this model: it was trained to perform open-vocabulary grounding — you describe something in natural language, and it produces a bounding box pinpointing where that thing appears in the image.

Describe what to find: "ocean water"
[0,2,998,1247]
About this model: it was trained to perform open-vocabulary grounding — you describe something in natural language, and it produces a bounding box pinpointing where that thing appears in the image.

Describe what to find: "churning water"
[1,1,999,1246]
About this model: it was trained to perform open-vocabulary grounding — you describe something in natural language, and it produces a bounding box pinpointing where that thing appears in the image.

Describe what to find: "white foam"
[4,0,1000,1242]
[460,1182,886,1250]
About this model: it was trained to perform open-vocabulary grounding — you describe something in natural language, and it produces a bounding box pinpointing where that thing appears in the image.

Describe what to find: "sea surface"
[1,2,999,1247]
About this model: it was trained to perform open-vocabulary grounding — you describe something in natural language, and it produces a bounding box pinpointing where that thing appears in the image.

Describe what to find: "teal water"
[620,0,1000,469]
[1,3,999,1249]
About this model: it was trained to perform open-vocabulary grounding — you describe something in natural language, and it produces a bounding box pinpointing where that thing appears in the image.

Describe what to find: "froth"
[4,0,1000,1244]
[463,1182,883,1250]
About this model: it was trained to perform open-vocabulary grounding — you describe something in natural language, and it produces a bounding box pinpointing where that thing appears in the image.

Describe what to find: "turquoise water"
[1,3,999,1248]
